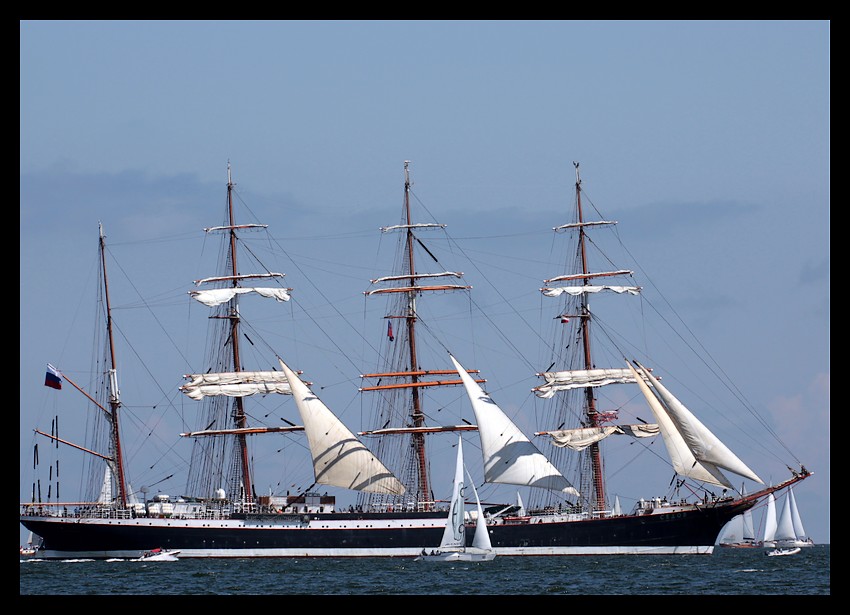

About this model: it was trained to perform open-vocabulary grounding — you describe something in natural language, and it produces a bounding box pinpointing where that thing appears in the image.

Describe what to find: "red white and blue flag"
[387,320,394,342]
[44,363,62,390]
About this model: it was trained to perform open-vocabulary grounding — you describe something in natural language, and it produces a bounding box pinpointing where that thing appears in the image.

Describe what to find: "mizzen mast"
[98,223,129,509]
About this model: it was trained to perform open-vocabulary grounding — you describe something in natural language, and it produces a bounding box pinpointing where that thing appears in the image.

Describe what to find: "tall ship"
[20,161,811,558]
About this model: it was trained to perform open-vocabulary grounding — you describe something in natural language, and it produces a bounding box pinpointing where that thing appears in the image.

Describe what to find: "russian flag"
[387,320,394,342]
[44,363,62,390]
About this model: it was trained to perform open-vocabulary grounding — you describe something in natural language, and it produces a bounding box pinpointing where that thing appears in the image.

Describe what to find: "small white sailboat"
[719,487,758,548]
[20,531,39,557]
[774,486,815,548]
[760,492,778,548]
[719,510,758,548]
[415,436,496,562]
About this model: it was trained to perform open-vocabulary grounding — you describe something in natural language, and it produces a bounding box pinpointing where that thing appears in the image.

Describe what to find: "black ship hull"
[21,499,750,558]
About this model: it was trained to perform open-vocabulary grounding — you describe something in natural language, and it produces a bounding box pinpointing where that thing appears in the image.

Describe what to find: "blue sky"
[20,20,829,545]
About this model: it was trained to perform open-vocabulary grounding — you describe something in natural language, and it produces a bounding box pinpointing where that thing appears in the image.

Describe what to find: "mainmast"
[98,224,129,509]
[225,162,254,505]
[402,160,430,506]
[361,161,478,511]
[574,162,606,512]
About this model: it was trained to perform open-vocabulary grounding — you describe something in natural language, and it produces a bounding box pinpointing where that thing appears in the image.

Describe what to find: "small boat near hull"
[766,547,801,557]
[415,436,496,563]
[137,548,181,562]
[415,549,496,562]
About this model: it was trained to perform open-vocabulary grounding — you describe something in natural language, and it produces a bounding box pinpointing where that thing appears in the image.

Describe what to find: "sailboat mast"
[98,224,128,509]
[573,162,606,512]
[225,162,254,505]
[403,160,431,508]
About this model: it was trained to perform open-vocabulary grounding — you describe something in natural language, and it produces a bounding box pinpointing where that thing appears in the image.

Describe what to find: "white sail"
[279,358,405,495]
[533,367,637,398]
[612,496,622,516]
[719,514,745,544]
[449,354,579,496]
[719,508,755,545]
[516,492,526,517]
[546,424,660,451]
[628,362,733,488]
[467,467,492,551]
[438,437,467,551]
[189,287,291,307]
[763,493,778,546]
[540,285,641,297]
[634,362,763,485]
[775,491,797,543]
[98,466,113,504]
[180,370,292,400]
[742,507,756,541]
[788,487,808,540]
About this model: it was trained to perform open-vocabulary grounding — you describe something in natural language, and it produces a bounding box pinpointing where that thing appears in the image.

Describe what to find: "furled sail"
[370,272,463,284]
[633,361,763,484]
[449,354,579,496]
[279,359,405,495]
[540,285,641,297]
[546,424,659,452]
[180,371,293,400]
[189,287,291,307]
[533,367,638,398]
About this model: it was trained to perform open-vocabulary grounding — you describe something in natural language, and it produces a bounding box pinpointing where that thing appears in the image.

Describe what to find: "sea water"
[20,544,830,597]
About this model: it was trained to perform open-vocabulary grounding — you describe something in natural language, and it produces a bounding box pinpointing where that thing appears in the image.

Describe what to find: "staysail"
[632,361,763,485]
[279,358,405,495]
[627,362,733,488]
[449,354,579,496]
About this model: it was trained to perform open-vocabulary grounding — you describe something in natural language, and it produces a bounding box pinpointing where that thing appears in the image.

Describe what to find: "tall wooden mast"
[573,162,606,512]
[225,162,254,505]
[98,223,129,509]
[361,161,479,511]
[401,161,431,506]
